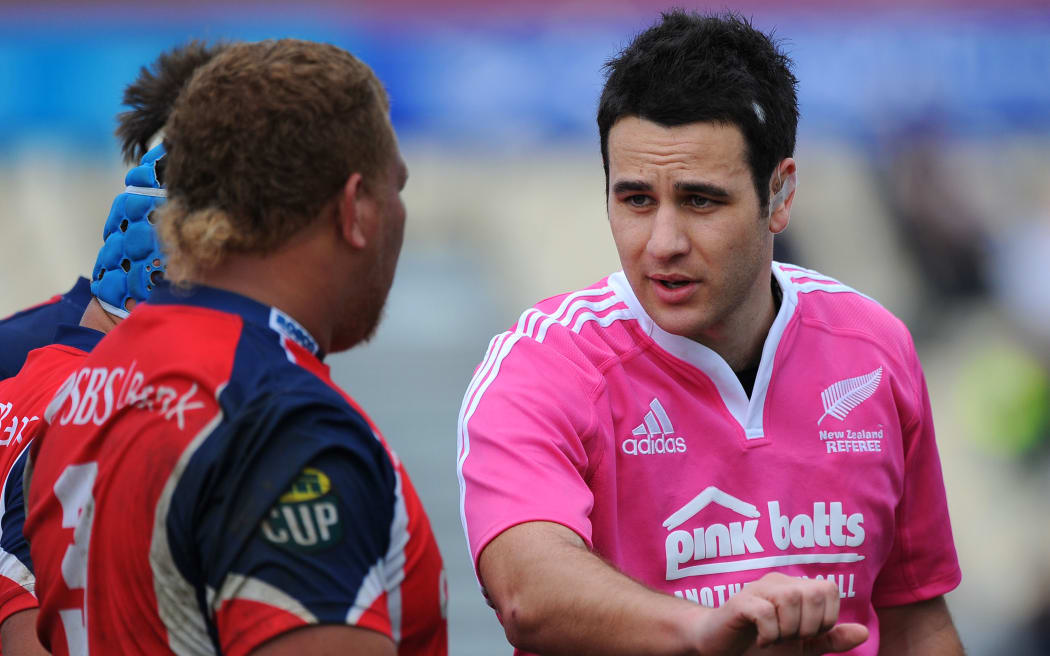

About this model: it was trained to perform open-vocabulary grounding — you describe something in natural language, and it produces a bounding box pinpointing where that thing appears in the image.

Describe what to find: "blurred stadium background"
[2,0,1049,653]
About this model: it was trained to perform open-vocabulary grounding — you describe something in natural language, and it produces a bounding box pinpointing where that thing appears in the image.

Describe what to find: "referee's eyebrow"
[674,181,731,198]
[612,180,652,194]
[612,179,732,198]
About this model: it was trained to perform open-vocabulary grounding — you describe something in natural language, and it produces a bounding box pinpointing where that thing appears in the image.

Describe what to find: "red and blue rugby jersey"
[25,284,447,656]
[0,278,92,379]
[0,326,102,631]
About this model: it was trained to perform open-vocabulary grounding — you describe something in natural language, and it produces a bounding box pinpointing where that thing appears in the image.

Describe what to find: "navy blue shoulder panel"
[164,321,395,635]
[0,278,92,379]
[51,325,104,353]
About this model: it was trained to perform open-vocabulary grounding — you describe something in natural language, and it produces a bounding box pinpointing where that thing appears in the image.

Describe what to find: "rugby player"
[0,283,91,381]
[0,41,224,655]
[0,42,218,378]
[0,147,166,656]
[26,39,446,655]
[0,40,227,382]
[458,11,963,655]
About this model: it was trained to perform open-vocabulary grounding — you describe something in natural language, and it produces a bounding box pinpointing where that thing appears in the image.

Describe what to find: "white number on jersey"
[53,462,98,656]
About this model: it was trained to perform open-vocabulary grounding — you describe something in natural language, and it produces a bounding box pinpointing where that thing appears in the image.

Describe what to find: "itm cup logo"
[261,467,343,552]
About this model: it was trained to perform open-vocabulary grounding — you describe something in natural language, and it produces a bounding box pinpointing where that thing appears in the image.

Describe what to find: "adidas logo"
[622,398,686,455]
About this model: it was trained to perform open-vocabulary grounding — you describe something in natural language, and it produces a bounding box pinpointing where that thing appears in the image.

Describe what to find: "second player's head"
[597,10,799,213]
[91,41,229,320]
[91,145,168,318]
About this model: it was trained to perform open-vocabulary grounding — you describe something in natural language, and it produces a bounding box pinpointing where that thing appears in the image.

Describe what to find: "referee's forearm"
[480,521,708,656]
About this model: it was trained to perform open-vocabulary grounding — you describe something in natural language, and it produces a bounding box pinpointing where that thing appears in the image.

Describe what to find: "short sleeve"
[174,395,398,656]
[871,348,962,606]
[458,335,599,576]
[0,444,38,627]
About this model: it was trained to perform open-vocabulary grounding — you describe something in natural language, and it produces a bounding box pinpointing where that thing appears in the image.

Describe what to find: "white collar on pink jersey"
[607,263,801,441]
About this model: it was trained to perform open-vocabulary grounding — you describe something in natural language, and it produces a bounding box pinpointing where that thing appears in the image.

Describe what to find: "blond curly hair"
[158,39,395,283]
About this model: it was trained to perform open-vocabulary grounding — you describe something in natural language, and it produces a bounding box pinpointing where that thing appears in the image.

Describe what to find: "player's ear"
[334,172,368,249]
[768,158,796,235]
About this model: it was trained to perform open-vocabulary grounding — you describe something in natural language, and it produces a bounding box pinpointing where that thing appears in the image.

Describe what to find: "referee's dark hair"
[597,10,799,212]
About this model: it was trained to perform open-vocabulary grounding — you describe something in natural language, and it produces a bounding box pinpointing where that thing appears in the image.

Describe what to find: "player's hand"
[689,572,869,655]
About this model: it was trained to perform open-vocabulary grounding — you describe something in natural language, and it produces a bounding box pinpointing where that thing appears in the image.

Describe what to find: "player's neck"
[79,298,122,334]
[698,274,778,374]
[195,225,340,354]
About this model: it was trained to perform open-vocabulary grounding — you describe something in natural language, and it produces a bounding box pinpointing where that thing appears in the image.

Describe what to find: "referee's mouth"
[648,275,699,303]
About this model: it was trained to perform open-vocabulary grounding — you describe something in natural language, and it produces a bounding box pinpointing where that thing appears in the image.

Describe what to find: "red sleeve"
[0,577,37,629]
[210,444,397,656]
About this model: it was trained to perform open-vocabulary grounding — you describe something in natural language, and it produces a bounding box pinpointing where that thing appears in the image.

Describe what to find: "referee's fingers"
[804,623,869,655]
[735,594,780,647]
[797,580,831,638]
[820,581,840,633]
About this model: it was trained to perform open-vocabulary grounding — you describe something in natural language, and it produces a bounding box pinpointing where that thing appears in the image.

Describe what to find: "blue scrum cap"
[91,144,168,317]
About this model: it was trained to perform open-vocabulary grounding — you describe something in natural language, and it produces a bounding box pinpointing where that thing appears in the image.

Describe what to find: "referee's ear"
[768,158,796,235]
[334,172,369,250]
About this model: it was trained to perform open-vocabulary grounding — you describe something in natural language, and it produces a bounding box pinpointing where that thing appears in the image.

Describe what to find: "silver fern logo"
[818,367,883,425]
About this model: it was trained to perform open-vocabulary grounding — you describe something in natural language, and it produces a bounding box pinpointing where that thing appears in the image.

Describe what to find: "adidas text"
[622,436,687,455]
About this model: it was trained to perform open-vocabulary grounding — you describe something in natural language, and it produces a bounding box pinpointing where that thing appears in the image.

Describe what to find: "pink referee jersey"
[458,262,961,655]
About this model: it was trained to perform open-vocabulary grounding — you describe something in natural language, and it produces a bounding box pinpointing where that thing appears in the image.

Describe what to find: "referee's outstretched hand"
[690,572,869,655]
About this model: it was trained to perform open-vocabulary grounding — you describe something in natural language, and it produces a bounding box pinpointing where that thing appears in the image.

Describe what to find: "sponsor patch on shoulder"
[261,467,343,553]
